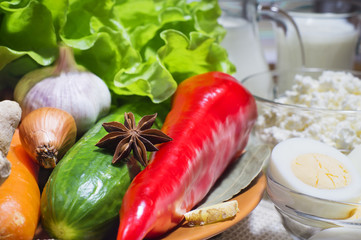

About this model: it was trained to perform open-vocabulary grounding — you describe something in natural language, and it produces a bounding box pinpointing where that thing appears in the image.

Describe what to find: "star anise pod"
[95,112,172,166]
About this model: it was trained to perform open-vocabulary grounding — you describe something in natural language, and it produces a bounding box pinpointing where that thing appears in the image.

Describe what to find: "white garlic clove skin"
[21,70,111,134]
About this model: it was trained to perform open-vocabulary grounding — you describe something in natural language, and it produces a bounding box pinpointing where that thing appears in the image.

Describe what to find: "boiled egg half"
[269,138,361,219]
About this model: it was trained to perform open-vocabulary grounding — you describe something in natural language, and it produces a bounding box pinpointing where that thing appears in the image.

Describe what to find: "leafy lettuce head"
[0,0,235,103]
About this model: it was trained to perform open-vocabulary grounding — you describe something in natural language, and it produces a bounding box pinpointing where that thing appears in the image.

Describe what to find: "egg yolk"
[291,153,351,189]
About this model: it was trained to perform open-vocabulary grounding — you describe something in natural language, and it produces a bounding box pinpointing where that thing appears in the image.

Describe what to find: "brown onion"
[19,107,77,168]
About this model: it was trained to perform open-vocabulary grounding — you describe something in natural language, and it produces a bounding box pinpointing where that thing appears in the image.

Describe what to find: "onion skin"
[19,107,77,168]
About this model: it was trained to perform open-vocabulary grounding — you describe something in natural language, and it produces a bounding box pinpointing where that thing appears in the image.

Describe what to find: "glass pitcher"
[274,0,361,70]
[218,0,304,82]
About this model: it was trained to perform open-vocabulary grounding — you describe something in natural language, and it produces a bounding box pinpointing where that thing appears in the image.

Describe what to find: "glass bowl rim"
[266,169,361,207]
[241,67,361,114]
[274,203,361,228]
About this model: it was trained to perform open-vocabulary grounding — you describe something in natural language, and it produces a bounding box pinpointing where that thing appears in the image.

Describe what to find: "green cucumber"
[40,102,166,240]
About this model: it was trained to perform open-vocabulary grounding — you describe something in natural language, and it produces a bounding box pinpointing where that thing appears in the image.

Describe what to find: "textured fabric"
[211,196,293,240]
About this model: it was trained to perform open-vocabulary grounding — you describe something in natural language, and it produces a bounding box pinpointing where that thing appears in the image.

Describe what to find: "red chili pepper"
[117,71,257,240]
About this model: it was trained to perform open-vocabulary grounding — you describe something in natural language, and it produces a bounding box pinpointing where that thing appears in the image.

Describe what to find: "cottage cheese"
[255,71,361,152]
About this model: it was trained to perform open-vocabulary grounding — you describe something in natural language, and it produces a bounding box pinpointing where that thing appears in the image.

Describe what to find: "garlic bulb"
[19,107,77,168]
[14,46,111,134]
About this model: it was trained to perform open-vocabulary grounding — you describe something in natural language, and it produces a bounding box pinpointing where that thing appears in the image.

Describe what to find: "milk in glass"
[277,13,360,70]
[297,16,359,68]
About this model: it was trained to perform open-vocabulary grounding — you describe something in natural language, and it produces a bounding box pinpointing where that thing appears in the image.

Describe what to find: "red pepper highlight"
[117,71,257,239]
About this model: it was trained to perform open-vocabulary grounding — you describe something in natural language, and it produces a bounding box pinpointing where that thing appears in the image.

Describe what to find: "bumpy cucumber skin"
[40,104,164,240]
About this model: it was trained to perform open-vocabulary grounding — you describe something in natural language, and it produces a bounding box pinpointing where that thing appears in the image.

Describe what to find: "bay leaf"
[196,143,270,209]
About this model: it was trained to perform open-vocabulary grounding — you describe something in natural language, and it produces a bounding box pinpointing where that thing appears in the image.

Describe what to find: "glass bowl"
[241,68,361,154]
[242,68,361,239]
[267,170,361,240]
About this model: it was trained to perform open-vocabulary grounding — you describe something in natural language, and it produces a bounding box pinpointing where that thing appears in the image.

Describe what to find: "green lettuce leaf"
[0,46,25,70]
[0,0,234,104]
[0,0,57,65]
[112,56,177,103]
[158,30,235,83]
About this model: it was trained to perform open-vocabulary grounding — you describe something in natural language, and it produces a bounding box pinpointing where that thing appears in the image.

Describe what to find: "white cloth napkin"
[211,196,293,240]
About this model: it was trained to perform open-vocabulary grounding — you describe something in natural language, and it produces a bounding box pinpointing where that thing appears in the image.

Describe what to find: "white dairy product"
[277,14,359,70]
[297,17,359,69]
[219,17,269,82]
[256,71,361,152]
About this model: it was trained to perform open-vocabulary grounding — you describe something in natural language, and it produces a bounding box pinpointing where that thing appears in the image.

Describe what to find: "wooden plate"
[160,172,267,240]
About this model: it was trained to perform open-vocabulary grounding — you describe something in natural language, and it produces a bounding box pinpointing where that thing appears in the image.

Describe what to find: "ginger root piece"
[184,200,239,226]
[0,100,22,185]
[0,152,11,186]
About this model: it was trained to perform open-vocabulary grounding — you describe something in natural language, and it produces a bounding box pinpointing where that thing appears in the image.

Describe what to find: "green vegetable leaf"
[0,46,25,70]
[0,0,57,66]
[0,0,235,105]
[0,55,40,85]
[39,0,67,37]
[197,143,270,209]
[113,56,177,103]
[0,0,31,11]
[158,30,235,83]
[189,0,226,41]
[72,27,141,84]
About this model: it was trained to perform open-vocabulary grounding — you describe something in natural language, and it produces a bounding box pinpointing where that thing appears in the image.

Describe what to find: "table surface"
[210,195,293,240]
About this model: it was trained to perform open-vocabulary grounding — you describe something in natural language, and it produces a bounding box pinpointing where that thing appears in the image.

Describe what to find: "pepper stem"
[54,46,78,74]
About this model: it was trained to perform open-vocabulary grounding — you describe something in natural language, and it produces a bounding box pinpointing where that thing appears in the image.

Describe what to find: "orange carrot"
[0,129,40,240]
